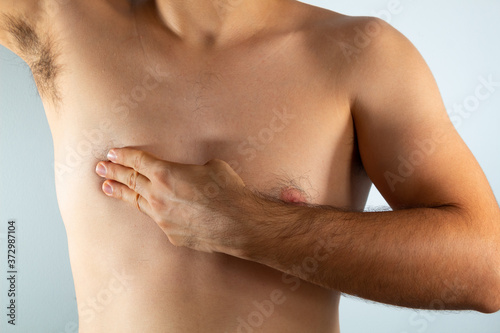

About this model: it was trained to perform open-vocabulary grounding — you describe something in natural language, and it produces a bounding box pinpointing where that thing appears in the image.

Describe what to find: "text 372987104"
[6,220,17,326]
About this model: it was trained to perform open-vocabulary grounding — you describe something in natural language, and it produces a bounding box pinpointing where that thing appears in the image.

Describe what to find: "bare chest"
[48,13,365,209]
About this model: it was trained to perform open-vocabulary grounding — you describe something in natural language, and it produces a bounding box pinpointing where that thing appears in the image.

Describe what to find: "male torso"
[3,0,373,331]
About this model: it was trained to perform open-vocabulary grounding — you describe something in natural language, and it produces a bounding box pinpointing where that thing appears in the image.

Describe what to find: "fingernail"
[107,149,117,162]
[103,182,113,195]
[95,163,107,177]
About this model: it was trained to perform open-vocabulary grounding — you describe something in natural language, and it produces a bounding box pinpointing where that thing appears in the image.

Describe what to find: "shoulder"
[301,8,414,68]
[302,9,428,105]
[290,4,414,71]
[327,15,422,74]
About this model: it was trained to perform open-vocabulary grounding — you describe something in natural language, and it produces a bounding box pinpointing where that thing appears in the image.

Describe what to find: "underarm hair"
[2,14,61,103]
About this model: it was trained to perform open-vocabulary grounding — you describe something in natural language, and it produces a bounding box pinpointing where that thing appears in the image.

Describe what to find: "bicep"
[351,18,495,213]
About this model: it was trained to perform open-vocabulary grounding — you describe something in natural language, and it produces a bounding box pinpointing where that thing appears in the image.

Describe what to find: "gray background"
[1,0,499,332]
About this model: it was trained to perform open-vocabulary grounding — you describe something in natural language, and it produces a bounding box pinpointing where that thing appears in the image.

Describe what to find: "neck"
[154,0,284,47]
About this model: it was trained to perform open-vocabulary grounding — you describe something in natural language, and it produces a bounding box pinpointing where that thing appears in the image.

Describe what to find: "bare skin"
[1,0,499,332]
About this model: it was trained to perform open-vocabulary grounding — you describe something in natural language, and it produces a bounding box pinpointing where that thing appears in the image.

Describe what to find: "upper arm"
[350,17,498,217]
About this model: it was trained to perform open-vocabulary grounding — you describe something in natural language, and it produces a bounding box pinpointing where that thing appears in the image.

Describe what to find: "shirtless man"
[1,0,499,332]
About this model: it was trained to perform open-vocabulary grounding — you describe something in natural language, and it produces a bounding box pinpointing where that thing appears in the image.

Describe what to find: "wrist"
[232,188,299,263]
[228,187,267,259]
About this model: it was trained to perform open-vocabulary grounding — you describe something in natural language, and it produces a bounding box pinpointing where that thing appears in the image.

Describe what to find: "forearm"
[234,194,500,313]
[95,147,500,312]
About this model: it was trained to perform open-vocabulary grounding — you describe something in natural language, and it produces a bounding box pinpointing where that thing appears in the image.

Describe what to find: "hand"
[95,147,251,255]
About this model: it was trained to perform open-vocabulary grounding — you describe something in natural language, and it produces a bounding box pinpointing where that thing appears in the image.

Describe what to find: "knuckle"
[205,158,222,167]
[207,159,231,176]
[133,152,144,171]
[134,181,143,194]
[153,164,171,184]
[127,171,137,189]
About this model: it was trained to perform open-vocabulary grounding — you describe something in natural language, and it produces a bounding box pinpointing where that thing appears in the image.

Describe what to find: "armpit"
[2,14,61,104]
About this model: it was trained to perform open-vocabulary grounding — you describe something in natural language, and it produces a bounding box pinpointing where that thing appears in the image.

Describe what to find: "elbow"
[453,258,500,314]
[472,207,500,313]
[475,225,500,313]
[480,303,500,315]
[466,255,500,314]
[439,203,500,313]
[480,250,500,314]
[459,270,500,313]
[475,278,500,314]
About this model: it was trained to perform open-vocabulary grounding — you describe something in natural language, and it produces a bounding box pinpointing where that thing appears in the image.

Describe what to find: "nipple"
[279,187,308,205]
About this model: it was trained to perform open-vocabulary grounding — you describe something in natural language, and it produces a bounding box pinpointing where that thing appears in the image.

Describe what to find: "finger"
[107,147,164,180]
[96,161,151,197]
[102,180,154,217]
